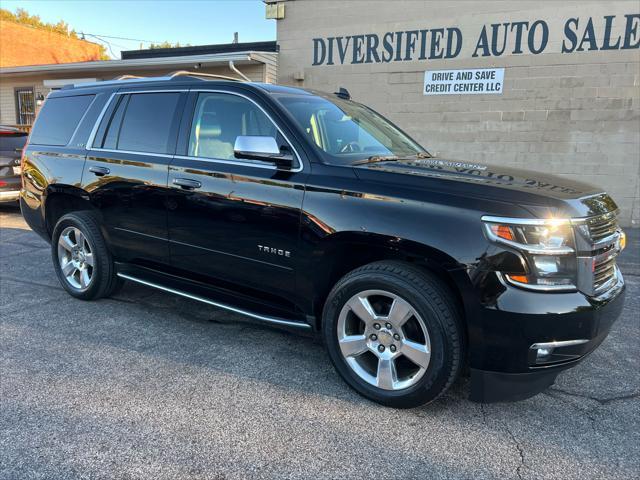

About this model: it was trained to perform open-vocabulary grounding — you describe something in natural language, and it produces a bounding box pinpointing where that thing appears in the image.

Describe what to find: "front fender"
[299,228,482,332]
[296,167,531,345]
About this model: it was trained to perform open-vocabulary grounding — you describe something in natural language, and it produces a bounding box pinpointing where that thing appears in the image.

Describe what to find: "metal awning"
[0,51,274,77]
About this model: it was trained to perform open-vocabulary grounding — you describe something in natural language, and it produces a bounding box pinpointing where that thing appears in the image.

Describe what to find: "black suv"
[20,73,626,408]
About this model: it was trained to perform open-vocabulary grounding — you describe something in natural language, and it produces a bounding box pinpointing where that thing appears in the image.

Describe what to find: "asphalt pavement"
[1,204,639,480]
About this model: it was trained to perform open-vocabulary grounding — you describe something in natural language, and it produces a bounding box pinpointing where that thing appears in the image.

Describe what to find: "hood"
[352,157,618,219]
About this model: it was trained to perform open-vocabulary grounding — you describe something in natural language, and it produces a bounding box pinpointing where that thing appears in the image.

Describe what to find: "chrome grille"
[575,211,623,297]
[593,253,617,292]
[586,214,618,242]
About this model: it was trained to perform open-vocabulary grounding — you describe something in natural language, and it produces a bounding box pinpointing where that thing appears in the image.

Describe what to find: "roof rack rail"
[112,74,145,80]
[167,70,245,82]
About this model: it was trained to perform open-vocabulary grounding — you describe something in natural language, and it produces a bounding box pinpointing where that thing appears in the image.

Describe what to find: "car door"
[167,89,307,301]
[83,89,186,264]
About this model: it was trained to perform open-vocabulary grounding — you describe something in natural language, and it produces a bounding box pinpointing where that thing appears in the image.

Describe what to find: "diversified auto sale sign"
[311,14,639,66]
[424,68,504,95]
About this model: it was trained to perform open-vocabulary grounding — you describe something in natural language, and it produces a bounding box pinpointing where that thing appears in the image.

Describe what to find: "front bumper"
[469,273,626,403]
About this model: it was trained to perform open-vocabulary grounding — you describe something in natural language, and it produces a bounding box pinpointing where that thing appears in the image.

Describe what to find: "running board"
[117,273,312,332]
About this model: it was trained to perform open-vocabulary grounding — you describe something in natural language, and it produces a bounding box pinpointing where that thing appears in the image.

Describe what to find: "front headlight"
[482,216,577,291]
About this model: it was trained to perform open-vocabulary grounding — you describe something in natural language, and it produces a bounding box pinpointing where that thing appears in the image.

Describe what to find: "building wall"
[0,20,104,68]
[276,0,640,227]
[253,52,278,84]
[0,62,268,126]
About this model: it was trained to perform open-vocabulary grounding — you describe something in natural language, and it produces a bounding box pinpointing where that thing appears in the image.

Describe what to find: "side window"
[101,95,129,149]
[114,92,181,154]
[29,95,95,146]
[188,93,278,161]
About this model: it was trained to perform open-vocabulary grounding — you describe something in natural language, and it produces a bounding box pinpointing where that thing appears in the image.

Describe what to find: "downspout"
[229,60,251,82]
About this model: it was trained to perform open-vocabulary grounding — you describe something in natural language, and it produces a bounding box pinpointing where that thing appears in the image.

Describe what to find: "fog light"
[530,339,588,366]
[536,347,553,360]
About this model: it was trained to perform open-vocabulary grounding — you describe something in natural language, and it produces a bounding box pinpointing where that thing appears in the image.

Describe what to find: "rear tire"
[323,261,463,408]
[51,211,120,300]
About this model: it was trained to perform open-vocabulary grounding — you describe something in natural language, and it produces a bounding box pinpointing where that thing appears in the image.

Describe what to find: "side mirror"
[234,135,293,170]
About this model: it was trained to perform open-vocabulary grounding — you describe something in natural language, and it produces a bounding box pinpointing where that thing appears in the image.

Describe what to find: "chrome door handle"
[89,166,110,176]
[173,178,202,190]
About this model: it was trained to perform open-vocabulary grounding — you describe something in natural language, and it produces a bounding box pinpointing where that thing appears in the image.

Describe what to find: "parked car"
[20,74,626,408]
[0,125,27,204]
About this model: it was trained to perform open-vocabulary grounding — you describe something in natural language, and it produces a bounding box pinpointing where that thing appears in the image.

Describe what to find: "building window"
[15,87,36,125]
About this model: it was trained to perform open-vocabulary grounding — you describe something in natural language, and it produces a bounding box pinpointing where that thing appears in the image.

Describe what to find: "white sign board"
[424,68,504,95]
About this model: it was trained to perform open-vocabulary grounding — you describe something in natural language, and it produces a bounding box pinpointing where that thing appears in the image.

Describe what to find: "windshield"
[275,93,427,165]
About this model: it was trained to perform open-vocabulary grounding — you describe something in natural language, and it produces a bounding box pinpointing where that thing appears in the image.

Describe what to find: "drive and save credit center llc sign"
[424,68,505,95]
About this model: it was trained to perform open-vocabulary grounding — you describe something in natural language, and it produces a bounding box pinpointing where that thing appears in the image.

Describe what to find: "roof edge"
[121,41,278,60]
[0,51,276,76]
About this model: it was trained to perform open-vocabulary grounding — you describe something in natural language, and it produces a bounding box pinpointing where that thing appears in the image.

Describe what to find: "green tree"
[149,41,190,49]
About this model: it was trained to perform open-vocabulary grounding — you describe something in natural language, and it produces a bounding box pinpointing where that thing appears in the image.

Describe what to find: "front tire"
[323,261,463,408]
[51,211,121,300]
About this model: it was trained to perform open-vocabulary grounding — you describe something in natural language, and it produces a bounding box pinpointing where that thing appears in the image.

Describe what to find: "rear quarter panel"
[20,90,112,239]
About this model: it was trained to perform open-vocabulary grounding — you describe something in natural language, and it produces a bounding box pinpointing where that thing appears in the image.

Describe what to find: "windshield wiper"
[352,151,432,165]
[352,155,402,166]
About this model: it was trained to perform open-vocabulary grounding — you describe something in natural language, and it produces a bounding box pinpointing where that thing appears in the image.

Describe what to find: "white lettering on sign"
[423,68,505,95]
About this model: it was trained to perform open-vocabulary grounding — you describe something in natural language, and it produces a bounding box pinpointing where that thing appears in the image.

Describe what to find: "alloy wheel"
[337,289,431,391]
[57,226,95,291]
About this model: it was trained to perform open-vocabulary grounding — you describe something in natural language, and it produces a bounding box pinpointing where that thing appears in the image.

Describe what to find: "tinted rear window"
[29,95,95,146]
[116,93,181,154]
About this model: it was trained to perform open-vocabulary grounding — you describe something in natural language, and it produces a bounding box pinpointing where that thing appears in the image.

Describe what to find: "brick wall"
[0,20,104,67]
[276,0,640,226]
